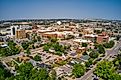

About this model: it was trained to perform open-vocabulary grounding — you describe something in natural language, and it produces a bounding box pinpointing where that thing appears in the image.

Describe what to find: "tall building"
[10,26,18,36]
[16,29,26,39]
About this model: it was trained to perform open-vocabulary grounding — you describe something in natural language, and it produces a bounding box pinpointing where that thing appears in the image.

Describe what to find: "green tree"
[89,50,99,58]
[94,60,120,80]
[33,55,41,61]
[32,44,35,49]
[72,63,86,78]
[37,68,50,80]
[0,40,20,56]
[82,43,88,47]
[109,40,115,48]
[85,58,93,67]
[49,69,57,80]
[21,42,29,50]
[0,62,12,80]
[17,62,33,77]
[25,48,31,54]
[43,45,50,51]
[37,36,41,42]
[50,38,58,43]
[103,40,115,48]
[8,40,16,47]
[97,44,105,54]
[113,53,121,69]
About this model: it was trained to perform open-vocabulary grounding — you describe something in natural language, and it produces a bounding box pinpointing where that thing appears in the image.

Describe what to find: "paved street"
[78,40,121,80]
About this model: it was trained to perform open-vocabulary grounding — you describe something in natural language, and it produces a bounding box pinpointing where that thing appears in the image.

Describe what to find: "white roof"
[1,44,7,47]
[73,39,91,43]
[38,29,52,32]
[84,34,98,37]
[44,31,73,35]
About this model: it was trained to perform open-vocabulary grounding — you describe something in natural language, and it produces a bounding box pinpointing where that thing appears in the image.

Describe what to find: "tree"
[0,62,12,80]
[0,62,52,80]
[25,48,31,54]
[103,40,115,48]
[8,40,16,47]
[49,69,57,80]
[43,42,67,56]
[55,51,63,56]
[113,53,121,69]
[15,62,51,80]
[33,55,41,61]
[85,58,93,67]
[82,43,88,47]
[43,45,50,52]
[72,63,86,78]
[0,40,20,57]
[37,36,41,42]
[37,68,50,80]
[109,40,115,48]
[97,44,105,54]
[94,60,121,80]
[110,73,121,80]
[0,47,11,56]
[17,62,33,78]
[21,42,29,50]
[0,68,5,80]
[89,50,99,58]
[50,38,58,43]
[32,44,35,49]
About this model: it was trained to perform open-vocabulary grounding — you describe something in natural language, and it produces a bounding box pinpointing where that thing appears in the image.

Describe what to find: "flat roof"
[44,31,73,35]
[84,34,98,37]
[73,39,91,43]
[38,29,53,32]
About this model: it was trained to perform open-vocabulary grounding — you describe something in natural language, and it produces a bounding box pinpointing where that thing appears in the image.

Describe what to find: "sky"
[0,0,121,20]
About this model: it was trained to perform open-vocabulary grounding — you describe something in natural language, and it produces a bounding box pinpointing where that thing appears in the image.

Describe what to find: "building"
[41,31,73,39]
[16,29,26,39]
[97,32,109,44]
[73,39,92,44]
[84,34,98,42]
[81,28,94,34]
[10,26,18,36]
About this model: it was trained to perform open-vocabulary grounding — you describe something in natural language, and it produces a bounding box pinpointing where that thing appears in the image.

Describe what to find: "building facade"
[16,30,26,39]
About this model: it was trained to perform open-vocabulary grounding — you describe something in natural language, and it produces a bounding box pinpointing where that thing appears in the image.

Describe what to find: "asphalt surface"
[78,40,121,80]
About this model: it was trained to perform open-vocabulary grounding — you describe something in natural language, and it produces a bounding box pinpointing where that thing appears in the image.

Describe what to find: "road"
[78,40,121,80]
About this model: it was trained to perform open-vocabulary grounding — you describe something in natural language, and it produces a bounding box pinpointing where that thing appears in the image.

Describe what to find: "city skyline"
[0,0,121,20]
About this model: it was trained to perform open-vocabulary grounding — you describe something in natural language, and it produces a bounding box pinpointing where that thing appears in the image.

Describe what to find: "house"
[80,55,90,62]
[55,64,72,77]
